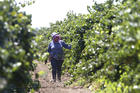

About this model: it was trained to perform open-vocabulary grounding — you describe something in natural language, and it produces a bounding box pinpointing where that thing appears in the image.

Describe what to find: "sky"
[19,0,106,28]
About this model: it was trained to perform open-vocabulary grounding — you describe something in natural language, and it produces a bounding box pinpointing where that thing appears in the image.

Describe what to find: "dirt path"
[33,62,92,93]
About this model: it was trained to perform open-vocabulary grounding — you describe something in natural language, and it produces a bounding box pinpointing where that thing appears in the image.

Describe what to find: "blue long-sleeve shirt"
[48,40,71,60]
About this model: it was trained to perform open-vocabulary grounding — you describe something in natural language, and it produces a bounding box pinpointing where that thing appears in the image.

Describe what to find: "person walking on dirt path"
[47,32,71,82]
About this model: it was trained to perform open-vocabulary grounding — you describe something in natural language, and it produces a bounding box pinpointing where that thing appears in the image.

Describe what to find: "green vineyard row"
[35,0,140,93]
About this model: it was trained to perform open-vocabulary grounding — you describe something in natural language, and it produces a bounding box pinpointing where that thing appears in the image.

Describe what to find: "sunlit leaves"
[0,78,7,90]
[16,0,36,8]
[34,0,140,92]
[38,70,46,77]
[0,0,36,92]
[11,11,17,16]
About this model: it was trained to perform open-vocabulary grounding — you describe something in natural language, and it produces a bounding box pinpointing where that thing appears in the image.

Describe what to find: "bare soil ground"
[33,62,92,93]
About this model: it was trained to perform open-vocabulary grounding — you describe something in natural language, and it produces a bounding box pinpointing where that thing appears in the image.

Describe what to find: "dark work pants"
[50,58,63,80]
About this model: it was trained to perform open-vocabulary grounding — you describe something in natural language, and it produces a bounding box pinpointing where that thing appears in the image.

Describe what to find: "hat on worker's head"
[51,32,58,37]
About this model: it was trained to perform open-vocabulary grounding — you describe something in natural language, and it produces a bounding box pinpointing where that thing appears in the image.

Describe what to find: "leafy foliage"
[0,0,39,92]
[34,0,140,92]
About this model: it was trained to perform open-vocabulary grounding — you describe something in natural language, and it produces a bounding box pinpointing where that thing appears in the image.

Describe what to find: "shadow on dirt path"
[33,62,92,93]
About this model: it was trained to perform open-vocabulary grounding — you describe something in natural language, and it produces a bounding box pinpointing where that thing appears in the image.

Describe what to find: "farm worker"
[47,32,71,82]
